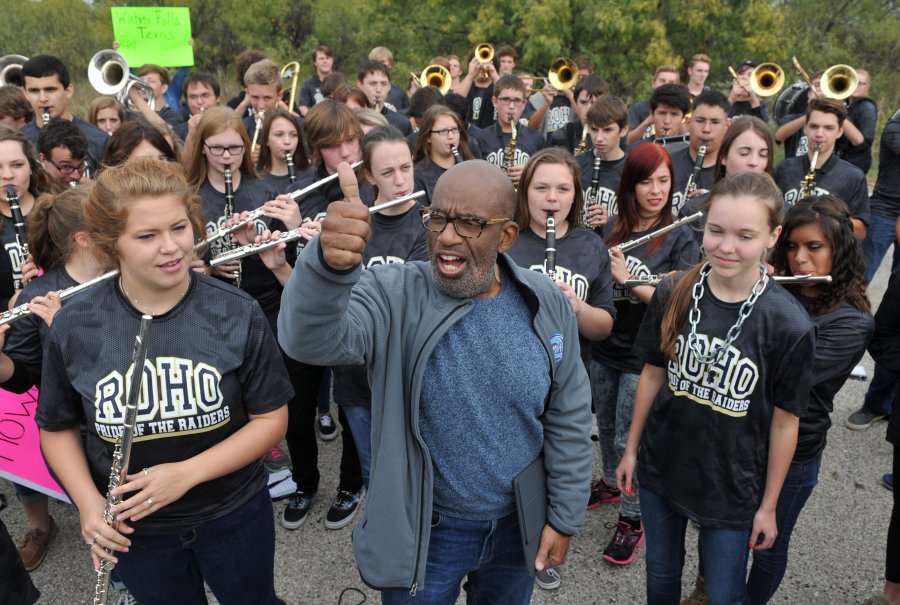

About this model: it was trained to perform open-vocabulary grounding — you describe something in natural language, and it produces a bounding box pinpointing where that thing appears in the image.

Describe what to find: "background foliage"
[5,0,898,133]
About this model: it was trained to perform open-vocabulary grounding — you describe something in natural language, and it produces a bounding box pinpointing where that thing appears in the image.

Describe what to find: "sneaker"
[325,488,364,529]
[885,474,894,491]
[263,440,292,473]
[845,407,886,430]
[18,516,57,571]
[281,489,317,529]
[112,590,140,605]
[590,415,599,441]
[587,478,621,510]
[680,576,708,605]
[535,566,561,590]
[601,517,645,565]
[267,469,297,501]
[317,411,338,441]
[850,363,868,380]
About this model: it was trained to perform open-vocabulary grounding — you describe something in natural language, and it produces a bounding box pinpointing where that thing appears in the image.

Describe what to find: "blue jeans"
[381,512,534,605]
[114,488,279,605]
[862,212,898,283]
[863,363,897,417]
[746,454,822,604]
[341,404,372,487]
[640,487,751,605]
[591,359,641,519]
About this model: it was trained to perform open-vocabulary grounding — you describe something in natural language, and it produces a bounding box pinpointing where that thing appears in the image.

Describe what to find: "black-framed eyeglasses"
[430,127,460,137]
[496,96,525,106]
[420,208,511,239]
[45,158,86,175]
[204,143,245,156]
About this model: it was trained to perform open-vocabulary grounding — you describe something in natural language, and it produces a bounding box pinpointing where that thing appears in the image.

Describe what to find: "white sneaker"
[590,414,599,442]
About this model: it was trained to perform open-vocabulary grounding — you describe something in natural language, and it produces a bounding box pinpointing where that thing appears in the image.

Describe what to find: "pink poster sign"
[0,387,69,502]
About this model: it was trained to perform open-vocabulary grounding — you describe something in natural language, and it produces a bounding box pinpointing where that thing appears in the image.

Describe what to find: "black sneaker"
[281,489,317,529]
[325,488,363,530]
[845,406,886,430]
[601,517,644,565]
[317,411,338,441]
[535,566,561,590]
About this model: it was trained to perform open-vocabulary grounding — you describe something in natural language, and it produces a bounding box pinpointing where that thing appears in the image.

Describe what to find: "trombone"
[410,64,452,95]
[475,43,494,77]
[534,58,580,92]
[728,63,785,98]
[87,49,155,112]
[791,57,858,101]
[280,61,300,113]
[0,54,28,87]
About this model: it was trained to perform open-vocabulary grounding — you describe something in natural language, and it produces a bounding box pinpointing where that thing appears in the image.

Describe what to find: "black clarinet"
[223,166,242,288]
[6,185,28,290]
[588,153,602,209]
[451,144,463,164]
[683,144,707,200]
[285,151,297,184]
[544,212,557,281]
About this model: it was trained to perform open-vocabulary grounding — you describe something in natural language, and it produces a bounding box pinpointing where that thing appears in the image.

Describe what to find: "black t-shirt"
[507,226,617,361]
[1,267,78,394]
[332,203,429,407]
[778,112,808,160]
[791,295,873,462]
[467,84,494,129]
[414,161,447,206]
[468,122,545,172]
[547,121,590,154]
[628,100,651,134]
[543,96,572,135]
[381,106,412,136]
[775,153,870,225]
[0,212,28,292]
[260,171,294,195]
[386,85,409,112]
[669,146,716,215]
[157,105,184,130]
[22,116,108,169]
[836,98,877,174]
[198,175,284,319]
[869,111,900,218]
[36,273,293,534]
[634,276,815,529]
[677,192,710,245]
[575,152,626,218]
[299,75,323,109]
[592,217,699,373]
[729,101,769,123]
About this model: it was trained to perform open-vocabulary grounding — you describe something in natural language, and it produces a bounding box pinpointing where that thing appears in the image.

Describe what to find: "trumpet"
[280,61,300,113]
[196,161,363,250]
[412,65,452,95]
[208,191,426,266]
[616,212,704,253]
[88,49,155,112]
[0,54,28,87]
[624,274,833,287]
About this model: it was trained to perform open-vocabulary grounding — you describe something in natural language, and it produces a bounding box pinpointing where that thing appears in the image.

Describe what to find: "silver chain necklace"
[687,262,768,366]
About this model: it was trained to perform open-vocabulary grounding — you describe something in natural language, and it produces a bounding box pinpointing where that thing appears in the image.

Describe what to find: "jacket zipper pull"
[409,582,418,597]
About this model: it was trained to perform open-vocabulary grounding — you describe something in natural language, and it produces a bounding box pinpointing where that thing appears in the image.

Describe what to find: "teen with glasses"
[413,105,476,203]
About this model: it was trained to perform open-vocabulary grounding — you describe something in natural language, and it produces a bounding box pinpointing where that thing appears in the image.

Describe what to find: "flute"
[93,315,153,605]
[451,145,463,164]
[208,191,425,267]
[623,274,833,287]
[0,270,119,327]
[544,212,557,281]
[197,161,364,249]
[616,212,704,253]
[285,151,296,183]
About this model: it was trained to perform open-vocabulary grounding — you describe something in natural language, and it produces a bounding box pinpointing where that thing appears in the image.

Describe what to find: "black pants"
[888,444,899,584]
[0,518,39,605]
[282,354,363,495]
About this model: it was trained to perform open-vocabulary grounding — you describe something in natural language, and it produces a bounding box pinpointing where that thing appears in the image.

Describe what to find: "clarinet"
[223,166,242,288]
[544,212,557,281]
[623,274,833,287]
[285,151,296,184]
[6,185,29,280]
[451,144,463,164]
[683,144,707,200]
[583,153,602,222]
[41,108,50,127]
[800,145,820,200]
[92,315,153,605]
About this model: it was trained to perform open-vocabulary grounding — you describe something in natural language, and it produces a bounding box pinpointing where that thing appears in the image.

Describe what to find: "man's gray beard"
[430,256,497,299]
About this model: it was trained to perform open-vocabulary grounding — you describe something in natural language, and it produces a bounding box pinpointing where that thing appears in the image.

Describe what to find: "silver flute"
[623,274,833,287]
[93,315,153,605]
[197,161,363,249]
[544,212,557,281]
[0,270,119,327]
[617,212,704,253]
[208,191,425,267]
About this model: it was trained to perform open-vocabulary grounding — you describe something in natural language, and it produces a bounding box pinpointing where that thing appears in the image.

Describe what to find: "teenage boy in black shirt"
[176,71,222,163]
[546,75,607,153]
[669,90,731,213]
[456,50,499,129]
[357,61,411,135]
[237,59,286,154]
[20,55,107,168]
[627,65,679,145]
[776,71,821,160]
[298,46,334,117]
[136,64,185,129]
[37,120,91,188]
[628,84,691,152]
[468,75,544,187]
[775,97,869,239]
[685,53,711,100]
[368,46,410,112]
[836,68,878,174]
[727,61,769,122]
[577,95,629,225]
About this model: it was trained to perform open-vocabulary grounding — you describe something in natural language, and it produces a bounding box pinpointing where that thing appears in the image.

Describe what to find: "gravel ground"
[2,247,895,605]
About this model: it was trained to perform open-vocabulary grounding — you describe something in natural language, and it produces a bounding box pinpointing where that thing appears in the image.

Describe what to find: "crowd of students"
[0,42,897,605]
